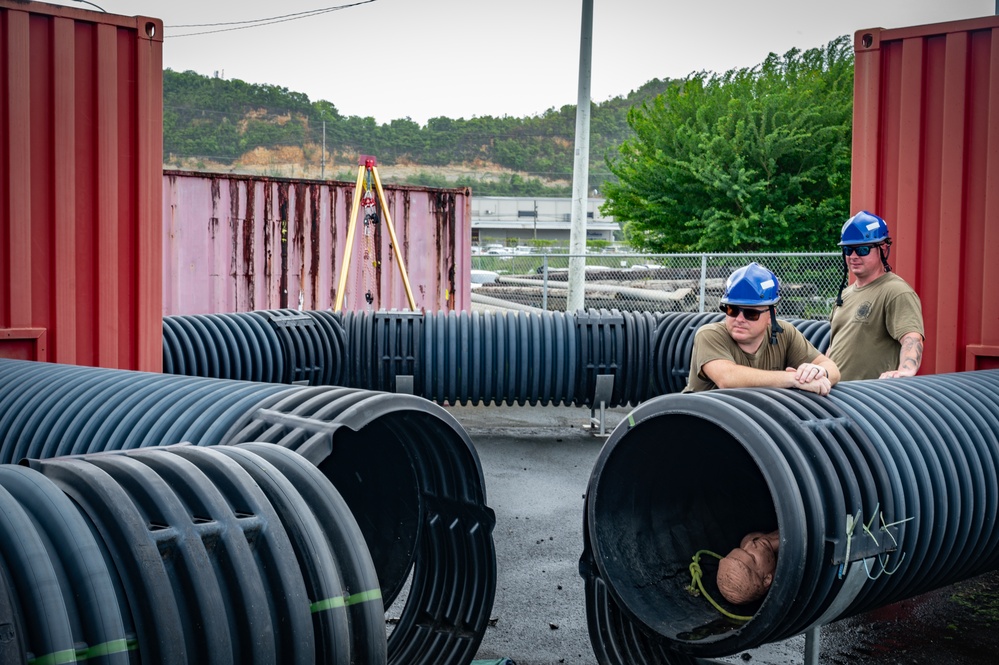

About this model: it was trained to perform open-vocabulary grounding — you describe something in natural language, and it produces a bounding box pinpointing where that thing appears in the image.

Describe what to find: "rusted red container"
[852,14,999,375]
[0,0,163,370]
[162,171,470,316]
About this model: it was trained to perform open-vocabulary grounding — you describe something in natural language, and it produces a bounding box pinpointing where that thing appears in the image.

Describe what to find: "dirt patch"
[163,148,570,188]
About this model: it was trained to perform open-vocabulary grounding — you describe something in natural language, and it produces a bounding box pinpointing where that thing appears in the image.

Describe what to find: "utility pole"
[566,0,593,313]
[321,119,326,179]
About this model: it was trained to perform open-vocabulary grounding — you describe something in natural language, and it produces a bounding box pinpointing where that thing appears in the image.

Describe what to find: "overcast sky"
[42,0,998,125]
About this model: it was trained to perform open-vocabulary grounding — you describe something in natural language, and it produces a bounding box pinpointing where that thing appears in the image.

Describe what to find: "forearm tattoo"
[899,335,923,372]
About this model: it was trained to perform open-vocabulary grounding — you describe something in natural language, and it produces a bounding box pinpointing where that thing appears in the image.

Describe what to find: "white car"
[470,269,500,288]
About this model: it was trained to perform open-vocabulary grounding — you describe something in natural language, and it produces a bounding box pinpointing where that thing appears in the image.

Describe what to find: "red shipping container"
[0,0,163,370]
[852,14,999,375]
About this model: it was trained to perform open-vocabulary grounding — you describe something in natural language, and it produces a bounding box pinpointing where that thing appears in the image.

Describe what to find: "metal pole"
[566,0,593,312]
[321,119,326,179]
[542,254,549,311]
[698,254,708,313]
[804,625,821,665]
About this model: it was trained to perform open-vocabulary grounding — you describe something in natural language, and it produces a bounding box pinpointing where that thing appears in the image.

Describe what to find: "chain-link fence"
[471,252,843,320]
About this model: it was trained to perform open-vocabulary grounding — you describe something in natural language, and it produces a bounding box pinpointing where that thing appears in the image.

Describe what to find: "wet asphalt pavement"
[449,402,999,665]
[449,402,606,664]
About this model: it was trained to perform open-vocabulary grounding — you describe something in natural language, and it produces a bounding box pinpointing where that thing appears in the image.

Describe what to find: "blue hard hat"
[721,262,780,306]
[839,211,890,246]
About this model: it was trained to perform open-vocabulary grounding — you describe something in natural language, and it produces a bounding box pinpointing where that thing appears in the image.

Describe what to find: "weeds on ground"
[951,577,999,625]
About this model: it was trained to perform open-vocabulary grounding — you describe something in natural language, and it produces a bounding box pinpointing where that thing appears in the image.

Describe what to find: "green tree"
[602,37,854,252]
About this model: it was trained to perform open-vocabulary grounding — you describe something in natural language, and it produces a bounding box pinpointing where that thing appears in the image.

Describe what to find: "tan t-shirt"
[683,320,821,392]
[828,272,924,381]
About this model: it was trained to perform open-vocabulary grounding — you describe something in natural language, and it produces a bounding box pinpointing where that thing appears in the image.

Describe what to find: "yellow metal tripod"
[334,155,417,311]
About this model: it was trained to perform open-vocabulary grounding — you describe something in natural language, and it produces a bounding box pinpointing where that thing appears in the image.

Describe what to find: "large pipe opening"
[586,373,999,660]
[589,411,781,640]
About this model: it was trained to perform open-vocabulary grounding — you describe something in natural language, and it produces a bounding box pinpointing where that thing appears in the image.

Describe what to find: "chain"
[361,169,378,310]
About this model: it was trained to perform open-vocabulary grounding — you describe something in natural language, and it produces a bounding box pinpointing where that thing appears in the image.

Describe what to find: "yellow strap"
[686,549,754,622]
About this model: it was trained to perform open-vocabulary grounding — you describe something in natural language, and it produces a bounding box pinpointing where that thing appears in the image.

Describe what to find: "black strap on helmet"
[835,252,849,307]
[879,237,893,273]
[768,305,783,345]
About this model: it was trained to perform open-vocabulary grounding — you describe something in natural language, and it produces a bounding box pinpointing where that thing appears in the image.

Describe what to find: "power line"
[166,0,376,38]
[72,0,106,12]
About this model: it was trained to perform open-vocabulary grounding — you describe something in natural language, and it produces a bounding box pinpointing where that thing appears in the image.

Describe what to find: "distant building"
[471,196,619,246]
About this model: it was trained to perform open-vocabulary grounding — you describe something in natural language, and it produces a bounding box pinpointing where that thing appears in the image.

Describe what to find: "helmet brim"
[720,297,780,307]
[838,240,887,247]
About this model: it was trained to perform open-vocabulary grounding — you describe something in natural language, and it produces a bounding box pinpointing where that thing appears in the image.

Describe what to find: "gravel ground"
[448,402,999,665]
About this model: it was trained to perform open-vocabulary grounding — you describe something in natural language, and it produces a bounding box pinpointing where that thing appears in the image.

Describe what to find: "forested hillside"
[163,69,674,195]
[163,36,854,252]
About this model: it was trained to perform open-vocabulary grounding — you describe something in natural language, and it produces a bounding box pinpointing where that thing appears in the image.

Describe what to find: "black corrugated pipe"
[0,359,496,665]
[218,386,498,665]
[621,311,661,406]
[0,464,132,664]
[652,312,723,395]
[419,309,580,407]
[161,309,829,407]
[575,309,626,407]
[164,310,286,383]
[304,309,348,387]
[367,309,824,405]
[0,443,381,664]
[337,309,429,396]
[582,370,999,660]
[163,309,347,387]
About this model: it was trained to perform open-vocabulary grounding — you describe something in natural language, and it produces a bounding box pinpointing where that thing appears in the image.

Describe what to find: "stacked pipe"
[0,443,383,664]
[580,370,999,662]
[163,309,347,387]
[651,312,726,395]
[420,309,580,406]
[0,358,496,665]
[162,309,831,405]
[339,309,423,393]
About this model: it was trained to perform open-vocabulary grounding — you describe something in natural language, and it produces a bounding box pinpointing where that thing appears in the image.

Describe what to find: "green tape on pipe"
[29,638,137,664]
[310,587,383,613]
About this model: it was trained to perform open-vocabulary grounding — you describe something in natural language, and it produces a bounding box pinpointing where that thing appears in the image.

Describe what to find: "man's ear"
[762,573,773,588]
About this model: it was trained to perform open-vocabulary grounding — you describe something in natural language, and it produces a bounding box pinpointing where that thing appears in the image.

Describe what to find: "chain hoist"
[361,168,378,309]
[333,155,417,312]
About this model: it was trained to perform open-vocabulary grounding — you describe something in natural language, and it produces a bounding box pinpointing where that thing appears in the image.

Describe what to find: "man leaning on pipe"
[827,211,925,381]
[683,262,840,395]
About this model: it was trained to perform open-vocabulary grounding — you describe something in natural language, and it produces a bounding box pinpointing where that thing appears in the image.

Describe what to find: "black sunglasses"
[843,244,876,257]
[721,304,767,322]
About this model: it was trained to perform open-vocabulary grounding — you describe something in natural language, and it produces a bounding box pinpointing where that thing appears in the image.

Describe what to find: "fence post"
[698,254,708,313]
[542,254,549,311]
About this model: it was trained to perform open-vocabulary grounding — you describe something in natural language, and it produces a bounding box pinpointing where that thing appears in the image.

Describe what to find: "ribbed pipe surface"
[0,443,381,664]
[163,309,831,408]
[0,359,496,665]
[163,309,346,386]
[582,370,999,660]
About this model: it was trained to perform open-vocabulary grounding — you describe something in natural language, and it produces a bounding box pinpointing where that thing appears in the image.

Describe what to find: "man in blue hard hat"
[684,262,840,394]
[827,211,924,381]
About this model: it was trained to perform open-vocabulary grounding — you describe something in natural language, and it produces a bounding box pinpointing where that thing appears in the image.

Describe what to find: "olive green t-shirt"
[828,272,924,381]
[683,320,821,393]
